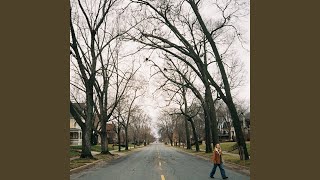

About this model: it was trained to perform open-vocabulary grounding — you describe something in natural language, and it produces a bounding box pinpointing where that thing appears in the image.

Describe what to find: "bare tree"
[157,111,175,146]
[113,97,124,151]
[147,56,215,153]
[118,85,145,150]
[70,0,145,156]
[140,118,153,145]
[178,87,202,151]
[130,109,145,147]
[130,110,148,146]
[93,45,141,154]
[70,0,123,158]
[128,0,249,159]
[188,0,250,159]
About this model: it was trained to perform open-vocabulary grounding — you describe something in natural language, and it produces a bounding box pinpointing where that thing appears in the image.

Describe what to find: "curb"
[70,159,104,174]
[70,157,78,161]
[171,146,250,176]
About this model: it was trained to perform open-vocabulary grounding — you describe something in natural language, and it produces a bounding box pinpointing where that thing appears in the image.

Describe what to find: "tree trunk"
[181,86,191,149]
[133,136,136,148]
[178,132,181,147]
[118,125,121,152]
[125,127,129,150]
[184,119,191,149]
[204,117,211,153]
[80,88,94,159]
[169,138,173,146]
[80,126,93,158]
[227,102,250,160]
[190,119,199,152]
[205,88,219,146]
[100,121,110,154]
[203,102,213,153]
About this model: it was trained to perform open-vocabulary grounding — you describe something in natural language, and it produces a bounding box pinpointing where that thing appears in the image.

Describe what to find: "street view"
[70,0,250,179]
[71,143,249,180]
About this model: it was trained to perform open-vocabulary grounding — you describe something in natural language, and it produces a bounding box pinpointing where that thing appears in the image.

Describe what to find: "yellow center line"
[161,175,165,180]
[159,161,161,166]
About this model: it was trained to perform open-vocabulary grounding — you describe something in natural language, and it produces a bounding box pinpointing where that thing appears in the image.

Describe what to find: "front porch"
[70,128,82,146]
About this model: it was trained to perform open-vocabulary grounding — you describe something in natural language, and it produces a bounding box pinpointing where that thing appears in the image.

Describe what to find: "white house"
[70,116,82,145]
[70,103,85,146]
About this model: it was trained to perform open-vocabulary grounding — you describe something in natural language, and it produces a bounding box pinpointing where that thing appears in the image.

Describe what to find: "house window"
[70,132,79,139]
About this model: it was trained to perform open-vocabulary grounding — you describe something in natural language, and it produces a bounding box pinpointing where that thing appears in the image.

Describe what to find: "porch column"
[78,132,81,145]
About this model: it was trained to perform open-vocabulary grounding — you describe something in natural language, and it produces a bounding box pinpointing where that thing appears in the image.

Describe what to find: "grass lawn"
[70,149,81,158]
[223,154,250,167]
[191,141,250,155]
[220,142,251,155]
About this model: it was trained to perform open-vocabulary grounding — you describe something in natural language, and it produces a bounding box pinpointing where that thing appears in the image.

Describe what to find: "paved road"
[71,143,249,180]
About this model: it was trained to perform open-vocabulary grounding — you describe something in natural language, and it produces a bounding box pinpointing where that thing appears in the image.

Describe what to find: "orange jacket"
[211,149,222,164]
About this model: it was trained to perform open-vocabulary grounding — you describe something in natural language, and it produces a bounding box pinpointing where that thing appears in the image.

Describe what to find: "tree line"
[70,0,250,160]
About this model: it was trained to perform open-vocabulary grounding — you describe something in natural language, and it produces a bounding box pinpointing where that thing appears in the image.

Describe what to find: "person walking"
[210,143,228,179]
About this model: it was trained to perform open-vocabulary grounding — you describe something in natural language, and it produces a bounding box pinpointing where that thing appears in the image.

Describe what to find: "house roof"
[218,121,230,129]
[70,128,81,132]
[70,102,86,118]
[73,102,86,111]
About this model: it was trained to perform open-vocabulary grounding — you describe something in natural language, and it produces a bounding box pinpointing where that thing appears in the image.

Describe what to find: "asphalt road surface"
[70,143,249,180]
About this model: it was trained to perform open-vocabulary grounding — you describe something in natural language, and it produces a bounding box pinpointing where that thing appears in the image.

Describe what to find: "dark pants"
[210,163,227,178]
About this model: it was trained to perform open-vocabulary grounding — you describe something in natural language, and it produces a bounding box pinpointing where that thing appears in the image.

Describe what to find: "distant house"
[70,115,82,145]
[106,123,116,144]
[217,120,232,141]
[70,103,128,146]
[216,112,251,142]
[95,122,117,144]
[70,103,85,146]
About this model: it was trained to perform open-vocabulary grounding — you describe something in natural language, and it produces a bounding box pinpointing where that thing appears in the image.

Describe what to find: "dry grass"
[70,149,81,158]
[70,154,116,170]
[223,154,250,167]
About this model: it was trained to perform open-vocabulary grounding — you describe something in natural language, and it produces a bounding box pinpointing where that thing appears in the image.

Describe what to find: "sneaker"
[222,177,228,179]
[210,176,214,178]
